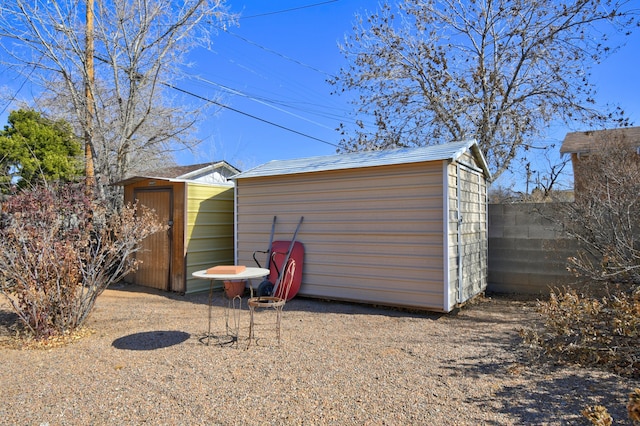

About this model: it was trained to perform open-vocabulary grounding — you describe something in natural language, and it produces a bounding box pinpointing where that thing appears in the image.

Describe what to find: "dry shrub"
[560,137,640,288]
[530,133,640,421]
[0,183,165,339]
[582,405,613,426]
[524,287,639,378]
[629,388,640,423]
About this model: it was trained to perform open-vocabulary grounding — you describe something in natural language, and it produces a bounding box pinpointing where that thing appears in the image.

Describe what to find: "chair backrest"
[272,257,296,301]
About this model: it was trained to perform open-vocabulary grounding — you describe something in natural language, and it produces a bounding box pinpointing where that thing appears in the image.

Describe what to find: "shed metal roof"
[560,126,640,154]
[233,139,490,180]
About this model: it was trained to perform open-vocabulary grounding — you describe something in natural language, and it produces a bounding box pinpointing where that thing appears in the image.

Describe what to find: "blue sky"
[176,0,366,171]
[176,0,640,189]
[2,0,639,189]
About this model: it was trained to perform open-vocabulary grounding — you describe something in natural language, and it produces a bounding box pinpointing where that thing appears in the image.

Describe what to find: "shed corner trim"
[442,161,452,313]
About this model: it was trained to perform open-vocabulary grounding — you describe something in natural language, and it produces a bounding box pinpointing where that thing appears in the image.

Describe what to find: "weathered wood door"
[134,188,173,290]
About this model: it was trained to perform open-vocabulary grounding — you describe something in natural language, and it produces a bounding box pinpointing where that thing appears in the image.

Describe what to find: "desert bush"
[629,388,640,423]
[524,287,639,378]
[527,134,640,420]
[579,389,640,424]
[558,137,640,288]
[582,405,613,426]
[0,183,165,339]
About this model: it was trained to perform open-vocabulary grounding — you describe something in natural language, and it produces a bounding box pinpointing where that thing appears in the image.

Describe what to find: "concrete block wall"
[487,203,579,295]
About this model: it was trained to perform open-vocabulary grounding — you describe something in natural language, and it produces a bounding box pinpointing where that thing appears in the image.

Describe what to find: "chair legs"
[248,303,255,343]
[274,305,283,343]
[248,298,285,347]
[247,257,295,347]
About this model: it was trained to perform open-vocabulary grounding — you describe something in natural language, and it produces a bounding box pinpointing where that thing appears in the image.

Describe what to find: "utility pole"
[84,0,96,189]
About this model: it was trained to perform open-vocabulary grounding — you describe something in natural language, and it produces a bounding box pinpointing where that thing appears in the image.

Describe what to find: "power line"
[216,1,340,78]
[162,82,340,148]
[182,58,368,127]
[0,65,37,116]
[187,74,335,130]
[199,1,374,132]
[184,70,367,129]
[224,30,335,78]
[238,1,339,20]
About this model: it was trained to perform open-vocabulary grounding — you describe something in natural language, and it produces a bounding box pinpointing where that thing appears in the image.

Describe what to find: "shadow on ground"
[0,308,20,338]
[446,338,635,424]
[112,330,190,350]
[107,282,446,320]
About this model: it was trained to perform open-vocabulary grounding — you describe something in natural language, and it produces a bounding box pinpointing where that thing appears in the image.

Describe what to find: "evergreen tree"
[0,109,82,192]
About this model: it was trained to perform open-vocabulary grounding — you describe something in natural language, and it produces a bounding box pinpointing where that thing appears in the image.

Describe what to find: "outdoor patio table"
[192,267,270,345]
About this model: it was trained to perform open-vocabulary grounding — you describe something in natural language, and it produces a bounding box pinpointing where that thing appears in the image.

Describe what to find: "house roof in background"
[232,139,491,180]
[113,161,240,186]
[560,126,640,154]
[142,163,215,179]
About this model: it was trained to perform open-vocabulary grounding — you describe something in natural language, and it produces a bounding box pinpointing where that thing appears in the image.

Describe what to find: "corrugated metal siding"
[458,163,488,301]
[235,162,447,310]
[446,151,488,309]
[185,183,235,293]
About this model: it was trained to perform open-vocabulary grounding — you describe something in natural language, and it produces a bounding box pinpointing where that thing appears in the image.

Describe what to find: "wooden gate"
[134,188,173,290]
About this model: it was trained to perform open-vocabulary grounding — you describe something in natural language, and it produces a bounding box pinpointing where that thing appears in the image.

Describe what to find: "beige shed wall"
[235,162,448,311]
[185,183,235,293]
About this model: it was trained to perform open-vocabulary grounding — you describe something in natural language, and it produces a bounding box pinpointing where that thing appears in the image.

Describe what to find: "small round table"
[192,267,270,345]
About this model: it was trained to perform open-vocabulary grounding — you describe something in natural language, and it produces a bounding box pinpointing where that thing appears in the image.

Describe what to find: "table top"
[192,267,270,281]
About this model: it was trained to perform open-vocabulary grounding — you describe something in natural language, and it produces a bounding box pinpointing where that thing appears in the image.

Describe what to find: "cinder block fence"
[487,203,579,295]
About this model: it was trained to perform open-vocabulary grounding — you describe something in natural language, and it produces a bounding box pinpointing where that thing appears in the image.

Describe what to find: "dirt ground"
[0,284,638,425]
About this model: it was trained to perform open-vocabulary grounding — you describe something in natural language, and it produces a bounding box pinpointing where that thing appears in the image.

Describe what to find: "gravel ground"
[0,284,638,425]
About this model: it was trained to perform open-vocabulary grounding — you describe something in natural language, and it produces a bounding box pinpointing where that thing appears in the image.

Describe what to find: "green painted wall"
[185,183,235,293]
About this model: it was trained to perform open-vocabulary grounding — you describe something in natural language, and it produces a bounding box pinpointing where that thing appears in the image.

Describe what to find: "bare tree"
[534,154,571,199]
[560,137,640,288]
[0,0,235,198]
[332,0,636,179]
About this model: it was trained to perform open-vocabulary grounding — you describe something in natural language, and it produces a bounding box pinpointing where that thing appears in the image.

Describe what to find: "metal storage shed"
[116,161,239,294]
[232,140,491,312]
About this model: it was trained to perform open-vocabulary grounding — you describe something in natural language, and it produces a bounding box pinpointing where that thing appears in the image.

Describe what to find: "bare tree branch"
[559,135,640,287]
[0,0,235,200]
[332,0,637,179]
